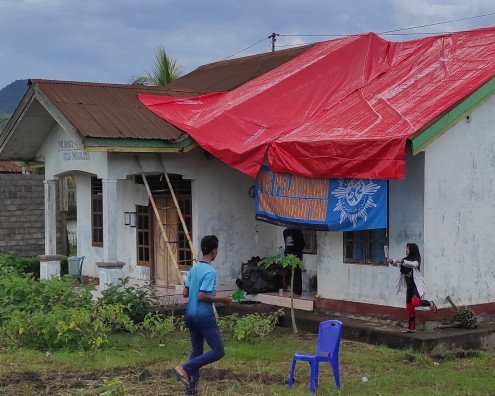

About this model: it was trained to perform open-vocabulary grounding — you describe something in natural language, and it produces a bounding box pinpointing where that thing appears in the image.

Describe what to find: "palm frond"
[130,46,182,86]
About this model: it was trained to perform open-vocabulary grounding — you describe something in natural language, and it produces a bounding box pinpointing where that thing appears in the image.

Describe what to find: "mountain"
[0,79,29,115]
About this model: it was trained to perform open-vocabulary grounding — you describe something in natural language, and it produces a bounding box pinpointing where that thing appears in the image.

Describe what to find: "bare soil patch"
[0,366,285,395]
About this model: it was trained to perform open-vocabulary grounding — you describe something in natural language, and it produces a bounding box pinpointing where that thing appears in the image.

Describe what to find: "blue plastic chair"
[288,320,343,392]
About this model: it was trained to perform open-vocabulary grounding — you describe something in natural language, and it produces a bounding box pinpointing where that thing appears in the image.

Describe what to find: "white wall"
[316,154,425,308]
[37,125,107,179]
[76,173,104,277]
[39,126,279,284]
[424,95,495,306]
[106,150,279,284]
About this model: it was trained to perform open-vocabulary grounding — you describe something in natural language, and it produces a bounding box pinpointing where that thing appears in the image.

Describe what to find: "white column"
[102,179,118,262]
[98,179,125,291]
[39,179,62,279]
[44,179,57,255]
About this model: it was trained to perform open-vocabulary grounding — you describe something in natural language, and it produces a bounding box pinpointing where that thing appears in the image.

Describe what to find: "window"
[136,205,152,266]
[177,197,193,267]
[302,229,317,255]
[91,177,103,247]
[344,228,387,264]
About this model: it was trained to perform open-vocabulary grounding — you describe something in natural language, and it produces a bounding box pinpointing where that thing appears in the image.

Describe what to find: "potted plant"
[259,254,304,334]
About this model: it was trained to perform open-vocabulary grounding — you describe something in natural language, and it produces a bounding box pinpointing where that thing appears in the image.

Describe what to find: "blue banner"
[255,166,387,231]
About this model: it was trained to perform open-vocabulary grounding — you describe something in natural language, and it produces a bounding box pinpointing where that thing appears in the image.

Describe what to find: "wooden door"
[153,196,180,286]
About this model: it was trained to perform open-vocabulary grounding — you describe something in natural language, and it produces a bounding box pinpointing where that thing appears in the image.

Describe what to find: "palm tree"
[130,46,182,86]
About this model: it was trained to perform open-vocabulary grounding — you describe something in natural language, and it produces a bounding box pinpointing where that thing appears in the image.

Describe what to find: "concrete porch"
[219,303,495,356]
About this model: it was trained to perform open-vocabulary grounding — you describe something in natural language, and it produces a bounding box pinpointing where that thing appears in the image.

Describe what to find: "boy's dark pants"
[184,316,225,394]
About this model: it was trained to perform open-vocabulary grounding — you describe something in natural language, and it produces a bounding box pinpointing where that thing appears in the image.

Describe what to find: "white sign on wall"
[58,140,90,161]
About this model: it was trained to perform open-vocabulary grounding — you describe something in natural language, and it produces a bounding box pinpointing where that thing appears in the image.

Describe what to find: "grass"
[0,328,494,395]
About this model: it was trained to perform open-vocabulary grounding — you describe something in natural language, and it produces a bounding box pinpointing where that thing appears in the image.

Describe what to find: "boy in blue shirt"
[173,235,232,394]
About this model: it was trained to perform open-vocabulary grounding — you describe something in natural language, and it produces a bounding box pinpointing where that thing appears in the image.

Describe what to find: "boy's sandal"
[172,367,190,388]
[430,301,438,313]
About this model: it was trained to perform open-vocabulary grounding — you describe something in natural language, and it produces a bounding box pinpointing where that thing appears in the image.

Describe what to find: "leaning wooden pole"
[159,155,197,261]
[135,156,184,287]
[158,155,218,318]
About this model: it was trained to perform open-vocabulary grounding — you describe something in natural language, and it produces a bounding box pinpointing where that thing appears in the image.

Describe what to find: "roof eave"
[411,76,495,154]
[83,136,196,153]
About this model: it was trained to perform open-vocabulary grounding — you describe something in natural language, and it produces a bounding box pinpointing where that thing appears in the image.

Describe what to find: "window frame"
[343,228,388,265]
[136,204,153,267]
[91,177,103,247]
[177,195,193,269]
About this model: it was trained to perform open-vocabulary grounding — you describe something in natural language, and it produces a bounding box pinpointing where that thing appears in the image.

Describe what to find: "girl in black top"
[389,243,437,332]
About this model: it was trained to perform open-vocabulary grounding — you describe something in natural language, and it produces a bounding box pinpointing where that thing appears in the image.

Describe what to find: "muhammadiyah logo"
[331,179,381,227]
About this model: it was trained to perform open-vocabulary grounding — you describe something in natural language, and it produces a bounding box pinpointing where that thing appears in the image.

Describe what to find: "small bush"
[99,278,158,323]
[0,253,39,277]
[4,307,105,350]
[140,313,175,343]
[0,253,68,278]
[3,304,134,350]
[0,273,94,321]
[218,309,284,341]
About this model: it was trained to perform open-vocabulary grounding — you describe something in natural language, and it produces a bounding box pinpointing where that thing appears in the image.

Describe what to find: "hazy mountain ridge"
[0,79,28,115]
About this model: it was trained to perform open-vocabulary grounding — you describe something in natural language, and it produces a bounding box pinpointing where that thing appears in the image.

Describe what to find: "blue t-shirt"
[185,261,216,319]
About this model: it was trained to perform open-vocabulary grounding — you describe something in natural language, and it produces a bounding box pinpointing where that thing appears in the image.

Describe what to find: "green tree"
[130,46,182,86]
[259,254,304,334]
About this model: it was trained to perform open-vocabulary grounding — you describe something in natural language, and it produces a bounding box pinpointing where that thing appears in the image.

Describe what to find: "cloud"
[0,0,494,90]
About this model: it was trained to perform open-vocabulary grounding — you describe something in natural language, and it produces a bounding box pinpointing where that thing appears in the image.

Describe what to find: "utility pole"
[269,32,279,52]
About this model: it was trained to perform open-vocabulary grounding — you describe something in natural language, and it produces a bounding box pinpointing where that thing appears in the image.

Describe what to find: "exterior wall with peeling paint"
[423,95,495,307]
[315,154,425,308]
[40,124,279,284]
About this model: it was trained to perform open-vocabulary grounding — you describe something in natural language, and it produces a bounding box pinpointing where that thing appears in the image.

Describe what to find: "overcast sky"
[0,0,494,90]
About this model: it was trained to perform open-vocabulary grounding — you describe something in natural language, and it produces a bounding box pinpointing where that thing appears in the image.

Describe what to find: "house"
[0,45,312,288]
[1,27,495,323]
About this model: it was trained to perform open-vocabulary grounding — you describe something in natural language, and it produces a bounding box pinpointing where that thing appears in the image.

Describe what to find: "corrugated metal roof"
[31,45,312,142]
[0,161,22,173]
[167,44,314,94]
[32,80,187,141]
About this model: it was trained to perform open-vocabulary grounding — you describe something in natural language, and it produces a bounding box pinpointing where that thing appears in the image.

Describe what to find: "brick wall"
[0,173,67,257]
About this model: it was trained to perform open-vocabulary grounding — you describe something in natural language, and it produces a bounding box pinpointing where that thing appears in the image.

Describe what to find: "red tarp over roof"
[140,27,495,179]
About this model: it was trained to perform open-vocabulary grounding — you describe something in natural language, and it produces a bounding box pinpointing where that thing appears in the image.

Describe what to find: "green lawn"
[0,329,494,395]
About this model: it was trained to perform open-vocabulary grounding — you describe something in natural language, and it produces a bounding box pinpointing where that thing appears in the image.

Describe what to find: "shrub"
[3,304,134,350]
[0,272,94,321]
[4,307,106,350]
[0,253,39,277]
[0,253,68,278]
[218,310,284,341]
[140,313,175,343]
[99,278,158,323]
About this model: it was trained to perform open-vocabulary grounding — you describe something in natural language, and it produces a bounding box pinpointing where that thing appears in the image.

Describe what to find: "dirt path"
[0,366,286,395]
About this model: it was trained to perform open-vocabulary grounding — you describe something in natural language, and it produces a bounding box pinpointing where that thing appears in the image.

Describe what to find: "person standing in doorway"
[283,228,305,296]
[388,242,437,333]
[173,235,232,395]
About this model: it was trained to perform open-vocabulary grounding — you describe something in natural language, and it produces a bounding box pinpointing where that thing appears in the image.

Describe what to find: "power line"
[223,11,495,59]
[277,11,495,38]
[380,11,495,34]
[222,36,270,60]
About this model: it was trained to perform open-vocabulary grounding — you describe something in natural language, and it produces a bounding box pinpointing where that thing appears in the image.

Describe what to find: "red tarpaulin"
[139,27,495,179]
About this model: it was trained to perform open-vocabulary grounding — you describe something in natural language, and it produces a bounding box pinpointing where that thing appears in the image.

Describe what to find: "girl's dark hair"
[405,243,421,265]
[201,235,218,255]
